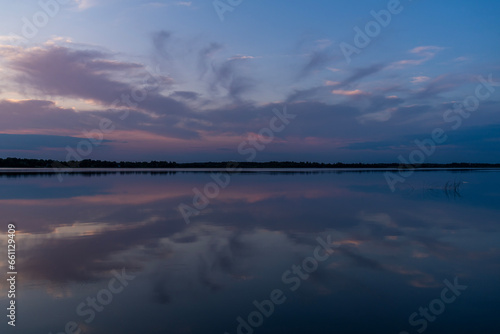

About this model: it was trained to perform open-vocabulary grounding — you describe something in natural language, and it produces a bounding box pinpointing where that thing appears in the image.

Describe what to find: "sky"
[0,0,499,163]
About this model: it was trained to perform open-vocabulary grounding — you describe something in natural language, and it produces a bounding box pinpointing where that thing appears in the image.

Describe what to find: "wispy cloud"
[197,42,224,79]
[415,74,467,99]
[75,0,98,10]
[332,89,367,96]
[337,64,386,88]
[175,1,192,6]
[357,107,397,123]
[297,49,338,79]
[228,55,257,61]
[325,80,340,86]
[392,46,445,68]
[453,56,468,62]
[208,55,256,101]
[143,1,193,9]
[411,76,430,84]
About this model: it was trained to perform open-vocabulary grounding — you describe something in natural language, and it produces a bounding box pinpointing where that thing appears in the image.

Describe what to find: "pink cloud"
[331,89,367,96]
[325,80,340,86]
[411,76,431,84]
[392,46,445,67]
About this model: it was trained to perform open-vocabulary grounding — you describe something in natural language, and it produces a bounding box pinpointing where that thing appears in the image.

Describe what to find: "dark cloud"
[0,99,95,132]
[287,64,387,103]
[2,43,499,161]
[0,133,111,150]
[10,46,134,104]
[286,86,332,103]
[0,98,199,141]
[415,74,468,99]
[197,42,223,78]
[170,91,200,100]
[7,45,188,116]
[209,57,256,101]
[297,50,338,79]
[152,30,172,60]
[342,124,500,159]
[343,140,402,151]
[337,63,386,88]
[4,45,204,139]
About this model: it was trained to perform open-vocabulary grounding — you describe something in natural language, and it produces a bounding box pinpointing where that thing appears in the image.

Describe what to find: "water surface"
[1,170,499,334]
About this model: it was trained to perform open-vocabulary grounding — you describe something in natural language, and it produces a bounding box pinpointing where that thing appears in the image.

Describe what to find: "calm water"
[1,170,499,334]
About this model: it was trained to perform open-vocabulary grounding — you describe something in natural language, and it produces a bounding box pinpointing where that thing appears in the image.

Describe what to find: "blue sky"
[0,0,499,162]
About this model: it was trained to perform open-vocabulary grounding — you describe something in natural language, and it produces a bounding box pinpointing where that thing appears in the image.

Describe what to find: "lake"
[1,169,499,334]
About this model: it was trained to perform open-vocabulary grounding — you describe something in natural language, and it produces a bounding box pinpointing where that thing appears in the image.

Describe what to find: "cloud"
[415,74,467,99]
[0,133,111,150]
[0,34,27,45]
[5,46,141,104]
[411,76,430,84]
[170,91,200,100]
[332,89,368,96]
[325,80,341,86]
[197,42,223,78]
[297,49,338,79]
[208,57,256,101]
[0,36,497,162]
[341,123,500,156]
[327,67,341,73]
[287,64,386,103]
[152,30,172,60]
[1,44,205,139]
[357,107,397,123]
[75,0,99,10]
[0,99,93,134]
[342,139,401,151]
[337,64,386,88]
[228,55,256,61]
[392,46,445,67]
[142,1,194,10]
[286,86,332,103]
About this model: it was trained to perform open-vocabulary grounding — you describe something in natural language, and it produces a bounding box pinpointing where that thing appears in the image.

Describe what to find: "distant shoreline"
[1,158,500,171]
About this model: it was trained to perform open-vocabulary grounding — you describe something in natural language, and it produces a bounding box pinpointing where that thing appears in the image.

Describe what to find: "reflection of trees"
[416,180,464,199]
[443,181,463,199]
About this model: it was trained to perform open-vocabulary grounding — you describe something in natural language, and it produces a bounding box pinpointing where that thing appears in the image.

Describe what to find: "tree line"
[1,157,499,169]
